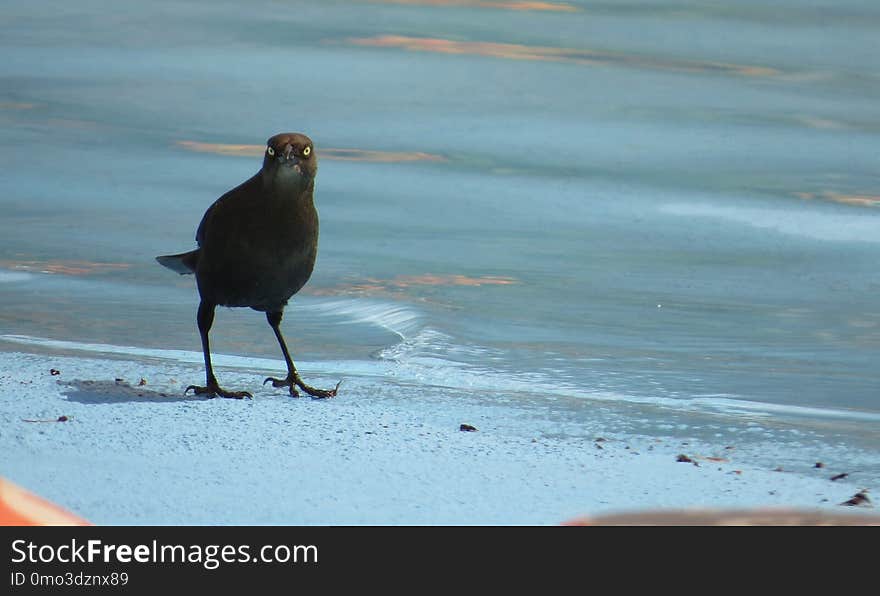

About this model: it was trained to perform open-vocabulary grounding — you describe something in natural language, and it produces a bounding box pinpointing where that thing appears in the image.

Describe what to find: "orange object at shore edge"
[0,477,90,526]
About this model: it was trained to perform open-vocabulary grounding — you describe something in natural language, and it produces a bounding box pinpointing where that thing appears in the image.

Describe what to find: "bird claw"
[185,383,252,400]
[263,376,341,399]
[307,380,342,400]
[263,376,301,397]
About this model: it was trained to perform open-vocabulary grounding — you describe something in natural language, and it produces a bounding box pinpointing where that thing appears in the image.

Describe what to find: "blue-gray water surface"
[2,1,879,483]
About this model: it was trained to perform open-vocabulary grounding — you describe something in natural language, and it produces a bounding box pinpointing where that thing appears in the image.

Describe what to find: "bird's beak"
[281,144,298,165]
[277,143,302,175]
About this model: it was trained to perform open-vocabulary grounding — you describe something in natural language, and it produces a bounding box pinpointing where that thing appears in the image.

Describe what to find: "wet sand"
[0,346,871,524]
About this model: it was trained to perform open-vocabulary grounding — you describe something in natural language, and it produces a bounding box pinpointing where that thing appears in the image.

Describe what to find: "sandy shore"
[0,343,873,525]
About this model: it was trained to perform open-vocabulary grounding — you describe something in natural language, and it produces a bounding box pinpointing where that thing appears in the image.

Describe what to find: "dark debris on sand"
[840,490,871,507]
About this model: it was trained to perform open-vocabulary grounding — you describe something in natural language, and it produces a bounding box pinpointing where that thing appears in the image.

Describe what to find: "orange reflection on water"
[795,191,880,208]
[0,102,36,110]
[1,259,131,276]
[391,274,517,287]
[368,0,578,11]
[349,35,779,77]
[176,141,259,157]
[309,274,518,298]
[176,141,445,163]
[323,148,445,162]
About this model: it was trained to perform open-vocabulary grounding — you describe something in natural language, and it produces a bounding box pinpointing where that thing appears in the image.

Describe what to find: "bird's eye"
[303,146,311,157]
[267,146,275,156]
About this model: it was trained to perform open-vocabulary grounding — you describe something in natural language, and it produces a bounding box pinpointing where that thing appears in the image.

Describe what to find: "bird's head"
[261,132,317,191]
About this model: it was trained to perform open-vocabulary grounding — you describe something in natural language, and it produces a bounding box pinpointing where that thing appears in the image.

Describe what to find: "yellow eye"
[267,146,275,156]
[303,146,311,157]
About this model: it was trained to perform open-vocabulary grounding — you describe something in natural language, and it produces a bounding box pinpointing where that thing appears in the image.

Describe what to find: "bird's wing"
[195,173,260,247]
[194,201,215,247]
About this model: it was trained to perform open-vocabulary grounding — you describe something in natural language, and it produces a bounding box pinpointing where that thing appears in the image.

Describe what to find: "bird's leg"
[263,310,339,399]
[185,300,252,399]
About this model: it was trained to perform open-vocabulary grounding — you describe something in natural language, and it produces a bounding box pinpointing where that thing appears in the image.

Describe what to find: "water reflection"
[0,259,131,276]
[365,0,578,11]
[794,191,880,209]
[309,273,518,299]
[176,141,446,163]
[349,35,779,77]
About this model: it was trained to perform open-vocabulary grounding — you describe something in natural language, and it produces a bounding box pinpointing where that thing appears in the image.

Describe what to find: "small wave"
[304,297,483,363]
[5,333,877,425]
[686,395,880,422]
[377,328,456,361]
[304,298,424,340]
[376,353,880,423]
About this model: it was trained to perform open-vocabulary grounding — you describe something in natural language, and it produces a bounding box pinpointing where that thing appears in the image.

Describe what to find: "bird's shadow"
[60,379,208,404]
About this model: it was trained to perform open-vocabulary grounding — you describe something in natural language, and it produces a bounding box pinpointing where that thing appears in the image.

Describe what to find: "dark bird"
[157,132,338,399]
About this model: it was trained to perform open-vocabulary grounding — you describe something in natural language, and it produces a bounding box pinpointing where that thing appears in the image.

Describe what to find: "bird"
[156,132,339,399]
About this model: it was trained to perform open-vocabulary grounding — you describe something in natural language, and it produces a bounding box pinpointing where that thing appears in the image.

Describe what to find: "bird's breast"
[195,189,320,309]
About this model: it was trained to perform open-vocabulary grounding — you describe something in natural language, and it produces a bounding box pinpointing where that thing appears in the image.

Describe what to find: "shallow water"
[2,1,879,483]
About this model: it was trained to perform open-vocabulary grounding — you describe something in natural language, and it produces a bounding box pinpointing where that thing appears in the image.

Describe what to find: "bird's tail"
[155,250,199,275]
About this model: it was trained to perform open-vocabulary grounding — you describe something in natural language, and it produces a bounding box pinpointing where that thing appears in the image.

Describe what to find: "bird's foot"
[302,380,341,400]
[263,375,341,399]
[185,382,252,400]
[263,375,301,397]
